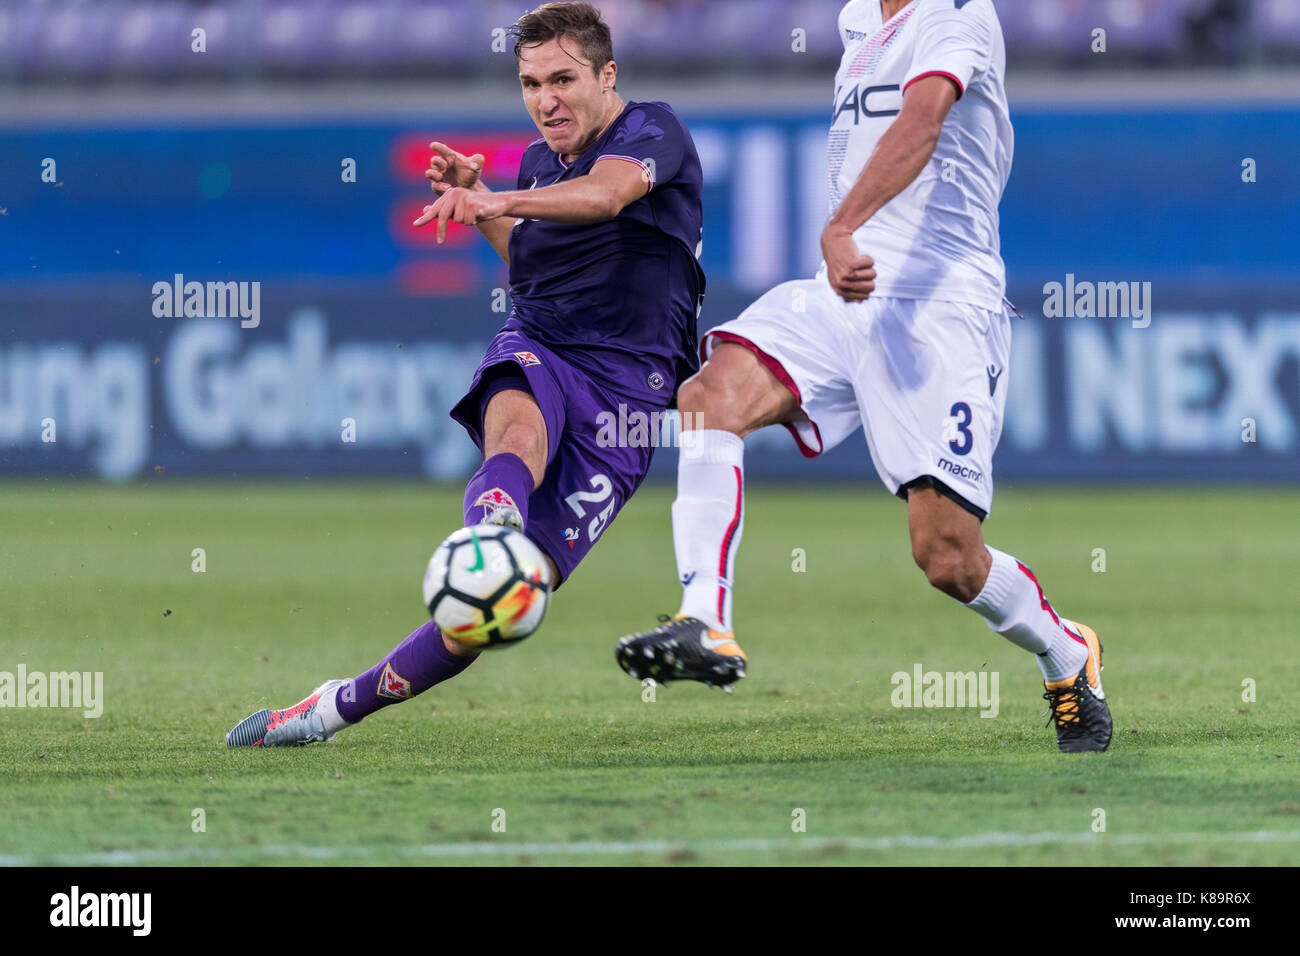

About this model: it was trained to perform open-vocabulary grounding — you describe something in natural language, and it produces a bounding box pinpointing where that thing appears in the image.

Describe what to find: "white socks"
[314,680,350,735]
[669,431,1086,680]
[672,429,745,633]
[966,546,1089,681]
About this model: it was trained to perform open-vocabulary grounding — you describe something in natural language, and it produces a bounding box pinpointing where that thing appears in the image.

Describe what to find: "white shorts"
[703,271,1012,517]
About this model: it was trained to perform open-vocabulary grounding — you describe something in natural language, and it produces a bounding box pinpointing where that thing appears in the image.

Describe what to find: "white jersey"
[828,0,1013,311]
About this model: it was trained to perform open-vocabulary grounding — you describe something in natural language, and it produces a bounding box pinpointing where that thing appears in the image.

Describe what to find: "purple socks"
[335,620,477,723]
[462,452,534,527]
[335,452,537,725]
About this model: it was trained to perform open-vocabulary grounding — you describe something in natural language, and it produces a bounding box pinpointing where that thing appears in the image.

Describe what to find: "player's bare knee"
[677,373,743,434]
[495,419,543,460]
[675,374,710,415]
[491,421,546,488]
[677,372,731,416]
[440,630,480,658]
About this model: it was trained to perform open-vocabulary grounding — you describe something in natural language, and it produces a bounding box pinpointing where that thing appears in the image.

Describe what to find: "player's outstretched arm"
[423,141,517,264]
[821,74,960,302]
[497,159,650,223]
[414,159,649,248]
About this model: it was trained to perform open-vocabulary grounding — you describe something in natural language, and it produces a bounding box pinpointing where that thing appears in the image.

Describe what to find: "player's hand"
[821,224,876,303]
[413,187,508,243]
[426,141,486,195]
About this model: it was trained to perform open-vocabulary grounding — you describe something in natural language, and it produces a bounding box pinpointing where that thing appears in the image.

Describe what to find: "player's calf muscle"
[914,545,985,601]
[908,490,990,601]
[485,421,546,487]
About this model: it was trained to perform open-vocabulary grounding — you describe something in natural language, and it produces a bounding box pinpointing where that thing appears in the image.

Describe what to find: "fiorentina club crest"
[514,351,541,367]
[377,662,411,700]
[474,487,518,513]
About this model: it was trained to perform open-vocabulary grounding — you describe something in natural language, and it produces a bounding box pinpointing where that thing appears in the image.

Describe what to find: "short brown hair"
[509,2,614,76]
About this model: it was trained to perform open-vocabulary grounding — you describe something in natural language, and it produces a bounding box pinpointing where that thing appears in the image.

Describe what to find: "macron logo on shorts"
[937,458,984,484]
[514,351,541,367]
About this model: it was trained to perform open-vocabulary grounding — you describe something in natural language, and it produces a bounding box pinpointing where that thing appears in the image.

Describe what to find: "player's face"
[518,38,616,158]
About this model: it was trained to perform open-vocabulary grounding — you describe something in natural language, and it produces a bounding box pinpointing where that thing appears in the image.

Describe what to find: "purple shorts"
[450,329,660,587]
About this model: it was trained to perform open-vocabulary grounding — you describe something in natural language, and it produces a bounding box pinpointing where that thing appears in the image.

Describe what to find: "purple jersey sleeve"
[589,103,684,192]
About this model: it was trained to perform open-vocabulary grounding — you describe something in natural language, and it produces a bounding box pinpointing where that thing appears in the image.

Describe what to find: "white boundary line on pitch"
[3,830,1299,866]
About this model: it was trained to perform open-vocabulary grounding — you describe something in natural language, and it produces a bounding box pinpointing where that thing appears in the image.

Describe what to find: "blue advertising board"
[1,105,1296,481]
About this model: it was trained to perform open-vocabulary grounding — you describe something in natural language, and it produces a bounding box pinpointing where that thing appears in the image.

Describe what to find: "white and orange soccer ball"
[422,526,552,649]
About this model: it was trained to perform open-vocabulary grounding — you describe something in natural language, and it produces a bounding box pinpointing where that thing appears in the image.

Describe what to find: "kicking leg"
[907,484,1112,753]
[227,388,555,746]
[337,387,557,710]
[464,387,545,532]
[616,342,798,687]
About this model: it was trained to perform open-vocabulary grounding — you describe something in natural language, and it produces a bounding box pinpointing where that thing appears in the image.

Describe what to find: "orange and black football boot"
[616,615,747,690]
[1042,622,1112,753]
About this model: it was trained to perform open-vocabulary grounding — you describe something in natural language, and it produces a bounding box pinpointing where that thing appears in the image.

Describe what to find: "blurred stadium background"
[1,0,1297,485]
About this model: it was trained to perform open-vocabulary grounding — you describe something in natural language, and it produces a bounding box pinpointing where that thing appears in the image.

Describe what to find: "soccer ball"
[422,526,552,649]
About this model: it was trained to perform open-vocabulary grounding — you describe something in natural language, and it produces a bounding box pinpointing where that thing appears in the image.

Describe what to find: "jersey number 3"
[947,402,974,456]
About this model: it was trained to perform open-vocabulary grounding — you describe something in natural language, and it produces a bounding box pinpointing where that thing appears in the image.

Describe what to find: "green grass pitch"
[1,480,1297,866]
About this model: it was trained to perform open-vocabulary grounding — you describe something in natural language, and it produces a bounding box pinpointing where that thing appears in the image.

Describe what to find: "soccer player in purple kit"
[227,1,705,747]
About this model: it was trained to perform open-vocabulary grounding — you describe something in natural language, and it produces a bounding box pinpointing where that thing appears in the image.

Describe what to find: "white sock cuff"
[966,546,1017,618]
[317,681,349,734]
[679,428,744,466]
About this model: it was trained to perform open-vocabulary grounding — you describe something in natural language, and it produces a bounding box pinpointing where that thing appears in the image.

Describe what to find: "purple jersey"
[506,100,705,407]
